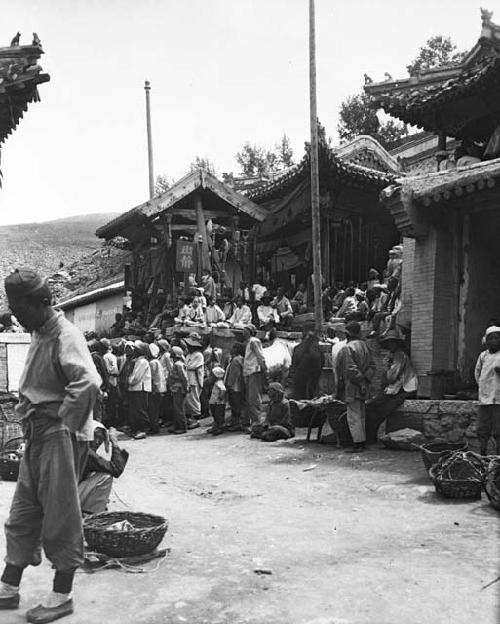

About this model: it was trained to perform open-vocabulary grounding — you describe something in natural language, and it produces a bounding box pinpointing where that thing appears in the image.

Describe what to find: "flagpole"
[144,80,155,199]
[309,0,323,331]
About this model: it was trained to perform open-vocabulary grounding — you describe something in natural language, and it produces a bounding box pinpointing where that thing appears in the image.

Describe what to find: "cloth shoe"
[133,432,147,440]
[187,420,200,430]
[0,582,19,609]
[26,595,73,623]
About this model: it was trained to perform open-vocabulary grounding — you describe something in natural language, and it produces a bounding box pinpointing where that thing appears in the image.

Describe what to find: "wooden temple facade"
[97,132,402,311]
[97,169,267,304]
[248,133,401,288]
[366,9,500,397]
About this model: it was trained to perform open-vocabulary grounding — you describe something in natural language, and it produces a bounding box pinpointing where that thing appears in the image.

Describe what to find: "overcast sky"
[0,0,485,226]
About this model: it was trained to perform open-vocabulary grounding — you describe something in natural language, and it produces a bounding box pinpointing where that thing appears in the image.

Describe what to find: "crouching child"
[251,382,295,441]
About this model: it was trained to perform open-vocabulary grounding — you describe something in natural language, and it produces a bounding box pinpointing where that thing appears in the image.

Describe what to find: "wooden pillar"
[194,192,210,273]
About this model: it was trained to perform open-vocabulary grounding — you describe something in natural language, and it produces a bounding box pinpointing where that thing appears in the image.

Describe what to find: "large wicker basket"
[420,441,468,473]
[84,511,169,557]
[0,436,24,481]
[483,458,500,511]
[429,451,485,500]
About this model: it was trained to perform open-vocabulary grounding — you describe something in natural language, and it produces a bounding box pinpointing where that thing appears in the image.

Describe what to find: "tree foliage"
[190,155,217,175]
[337,93,407,148]
[154,174,171,198]
[235,133,295,176]
[407,35,466,76]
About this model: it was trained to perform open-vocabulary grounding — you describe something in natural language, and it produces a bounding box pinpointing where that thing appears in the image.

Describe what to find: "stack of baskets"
[83,511,169,558]
[429,451,486,500]
[0,394,22,482]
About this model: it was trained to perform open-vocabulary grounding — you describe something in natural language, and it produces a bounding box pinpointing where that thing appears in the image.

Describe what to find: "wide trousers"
[4,427,84,572]
[127,391,149,434]
[242,373,264,426]
[346,399,366,444]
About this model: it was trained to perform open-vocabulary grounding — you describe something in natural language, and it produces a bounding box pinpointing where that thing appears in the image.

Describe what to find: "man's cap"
[4,268,51,300]
[134,340,150,356]
[149,343,160,358]
[171,346,184,358]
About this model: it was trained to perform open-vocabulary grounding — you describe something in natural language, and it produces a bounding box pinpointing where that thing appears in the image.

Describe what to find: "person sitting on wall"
[228,296,253,329]
[201,270,217,300]
[330,282,346,314]
[204,296,227,327]
[336,287,358,320]
[257,293,279,330]
[0,311,22,332]
[272,287,294,329]
[78,421,129,515]
[222,293,235,321]
[368,278,398,337]
[365,331,417,443]
[367,269,380,291]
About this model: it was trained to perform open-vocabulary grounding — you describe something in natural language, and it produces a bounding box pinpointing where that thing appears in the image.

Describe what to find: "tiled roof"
[246,142,396,203]
[367,55,500,137]
[382,157,500,207]
[0,41,50,144]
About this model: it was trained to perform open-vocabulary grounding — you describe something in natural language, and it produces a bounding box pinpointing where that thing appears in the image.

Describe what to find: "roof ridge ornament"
[481,8,494,27]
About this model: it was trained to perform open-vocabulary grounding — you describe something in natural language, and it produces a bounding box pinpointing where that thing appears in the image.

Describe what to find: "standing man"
[0,269,100,622]
[336,321,375,453]
[475,325,500,456]
[242,325,267,433]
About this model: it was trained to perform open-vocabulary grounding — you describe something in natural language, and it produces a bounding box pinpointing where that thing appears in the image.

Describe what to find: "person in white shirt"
[327,323,348,394]
[148,343,166,434]
[228,297,252,329]
[127,341,152,440]
[365,331,417,443]
[475,325,500,456]
[257,294,279,329]
[204,296,227,327]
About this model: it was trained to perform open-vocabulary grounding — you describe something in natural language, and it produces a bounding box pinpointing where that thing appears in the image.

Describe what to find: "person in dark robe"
[289,330,324,400]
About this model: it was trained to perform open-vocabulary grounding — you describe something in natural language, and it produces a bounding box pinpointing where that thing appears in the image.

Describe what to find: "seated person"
[174,297,191,324]
[257,293,279,329]
[336,286,357,319]
[292,283,308,314]
[185,296,206,326]
[228,296,252,329]
[204,296,227,327]
[109,312,125,337]
[272,287,294,328]
[365,331,417,443]
[250,382,295,441]
[78,421,129,515]
[367,269,380,291]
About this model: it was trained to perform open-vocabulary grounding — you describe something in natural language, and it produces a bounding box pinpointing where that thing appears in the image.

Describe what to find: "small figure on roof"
[10,32,20,47]
[32,32,41,47]
[481,8,494,26]
[384,72,393,81]
[363,73,373,85]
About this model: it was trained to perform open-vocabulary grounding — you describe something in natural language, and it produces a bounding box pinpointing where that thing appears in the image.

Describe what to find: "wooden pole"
[309,0,323,331]
[144,81,155,199]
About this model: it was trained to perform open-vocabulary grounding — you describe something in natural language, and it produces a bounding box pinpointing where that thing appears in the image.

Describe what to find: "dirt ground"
[0,425,499,624]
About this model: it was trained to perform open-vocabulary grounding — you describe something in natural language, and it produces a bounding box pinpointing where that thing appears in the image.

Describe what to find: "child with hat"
[207,367,227,435]
[475,325,500,455]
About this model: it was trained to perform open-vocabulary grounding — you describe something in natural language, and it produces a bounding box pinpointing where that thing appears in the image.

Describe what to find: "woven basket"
[0,395,21,451]
[429,451,485,500]
[0,436,24,481]
[483,458,500,511]
[84,511,169,557]
[420,441,468,473]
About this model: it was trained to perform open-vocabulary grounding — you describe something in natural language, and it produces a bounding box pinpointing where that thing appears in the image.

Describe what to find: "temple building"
[248,132,401,288]
[0,34,49,181]
[366,9,500,397]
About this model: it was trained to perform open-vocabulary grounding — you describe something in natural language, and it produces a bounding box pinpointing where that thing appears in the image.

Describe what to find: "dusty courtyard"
[0,427,498,624]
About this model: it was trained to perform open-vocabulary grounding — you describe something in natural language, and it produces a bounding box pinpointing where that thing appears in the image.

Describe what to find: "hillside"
[0,212,122,304]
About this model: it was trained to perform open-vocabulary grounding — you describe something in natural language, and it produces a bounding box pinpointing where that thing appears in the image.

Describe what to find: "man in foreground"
[0,269,100,623]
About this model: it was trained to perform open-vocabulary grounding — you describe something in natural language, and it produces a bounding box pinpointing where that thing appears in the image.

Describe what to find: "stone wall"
[391,399,480,450]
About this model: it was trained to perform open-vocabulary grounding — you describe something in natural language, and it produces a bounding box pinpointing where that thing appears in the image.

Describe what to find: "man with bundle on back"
[0,269,100,623]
